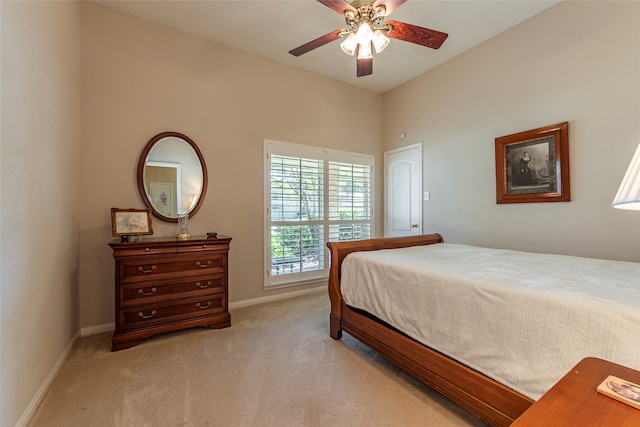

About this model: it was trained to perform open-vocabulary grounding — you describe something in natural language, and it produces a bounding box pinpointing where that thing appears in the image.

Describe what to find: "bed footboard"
[327,233,444,339]
[326,234,533,427]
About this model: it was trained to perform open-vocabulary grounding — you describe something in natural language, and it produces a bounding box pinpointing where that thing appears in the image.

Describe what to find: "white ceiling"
[94,0,560,93]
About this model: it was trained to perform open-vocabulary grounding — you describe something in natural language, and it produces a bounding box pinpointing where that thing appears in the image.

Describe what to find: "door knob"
[411,223,418,228]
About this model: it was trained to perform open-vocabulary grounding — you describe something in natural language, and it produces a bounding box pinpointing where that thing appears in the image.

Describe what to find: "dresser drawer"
[111,243,176,257]
[119,294,226,331]
[119,253,226,282]
[120,274,225,307]
[177,241,228,254]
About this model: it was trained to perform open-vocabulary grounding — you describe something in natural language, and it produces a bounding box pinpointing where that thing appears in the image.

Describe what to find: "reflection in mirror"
[137,132,208,222]
[145,162,181,217]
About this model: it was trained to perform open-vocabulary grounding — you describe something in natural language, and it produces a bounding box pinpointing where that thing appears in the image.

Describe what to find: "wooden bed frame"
[327,234,534,427]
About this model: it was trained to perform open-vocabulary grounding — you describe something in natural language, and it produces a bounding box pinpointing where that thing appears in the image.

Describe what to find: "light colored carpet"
[28,291,489,426]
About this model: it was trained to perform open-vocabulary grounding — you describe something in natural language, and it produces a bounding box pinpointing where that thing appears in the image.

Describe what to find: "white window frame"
[264,139,375,289]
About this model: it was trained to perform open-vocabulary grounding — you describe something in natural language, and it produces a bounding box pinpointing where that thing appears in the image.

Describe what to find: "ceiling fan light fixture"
[340,33,358,56]
[371,29,390,53]
[288,0,448,78]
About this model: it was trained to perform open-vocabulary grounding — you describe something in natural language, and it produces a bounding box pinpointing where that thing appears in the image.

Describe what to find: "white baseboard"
[80,322,115,337]
[16,330,80,427]
[229,284,325,309]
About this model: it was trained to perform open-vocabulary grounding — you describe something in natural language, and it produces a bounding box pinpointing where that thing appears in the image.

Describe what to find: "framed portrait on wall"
[495,122,570,204]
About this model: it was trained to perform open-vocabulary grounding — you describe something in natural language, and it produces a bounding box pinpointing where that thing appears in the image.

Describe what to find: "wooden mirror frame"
[137,131,208,223]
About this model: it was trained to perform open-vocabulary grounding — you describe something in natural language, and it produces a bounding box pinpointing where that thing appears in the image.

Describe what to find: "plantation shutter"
[269,154,325,280]
[265,140,373,288]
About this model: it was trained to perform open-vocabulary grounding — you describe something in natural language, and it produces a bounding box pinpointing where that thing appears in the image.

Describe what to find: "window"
[264,140,374,288]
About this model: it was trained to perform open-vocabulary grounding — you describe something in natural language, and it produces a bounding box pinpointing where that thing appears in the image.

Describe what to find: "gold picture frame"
[111,208,154,237]
[495,122,570,204]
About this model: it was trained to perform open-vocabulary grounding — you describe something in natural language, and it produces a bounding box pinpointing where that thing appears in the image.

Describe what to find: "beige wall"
[3,1,639,425]
[79,3,384,329]
[383,1,640,262]
[1,1,82,426]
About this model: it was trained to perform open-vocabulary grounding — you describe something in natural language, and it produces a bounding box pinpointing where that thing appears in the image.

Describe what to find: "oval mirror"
[137,131,208,222]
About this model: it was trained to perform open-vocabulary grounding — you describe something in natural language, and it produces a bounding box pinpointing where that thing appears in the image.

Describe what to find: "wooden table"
[512,357,640,426]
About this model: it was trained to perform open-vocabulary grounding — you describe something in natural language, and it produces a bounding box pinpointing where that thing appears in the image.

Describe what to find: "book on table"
[596,375,640,410]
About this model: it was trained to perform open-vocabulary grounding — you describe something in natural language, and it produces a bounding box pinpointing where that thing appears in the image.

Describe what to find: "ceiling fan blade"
[373,0,407,16]
[317,0,356,15]
[289,30,343,57]
[356,57,373,77]
[385,20,448,49]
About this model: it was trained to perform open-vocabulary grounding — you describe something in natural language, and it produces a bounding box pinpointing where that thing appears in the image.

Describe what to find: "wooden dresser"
[109,235,231,351]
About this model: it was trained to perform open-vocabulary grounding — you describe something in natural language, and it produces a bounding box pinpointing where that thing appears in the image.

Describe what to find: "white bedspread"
[340,243,640,400]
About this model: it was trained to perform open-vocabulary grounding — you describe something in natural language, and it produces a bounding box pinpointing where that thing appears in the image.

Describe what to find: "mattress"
[340,243,640,399]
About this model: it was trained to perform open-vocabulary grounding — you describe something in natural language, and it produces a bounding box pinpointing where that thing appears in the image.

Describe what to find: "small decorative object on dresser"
[176,213,190,240]
[109,235,232,351]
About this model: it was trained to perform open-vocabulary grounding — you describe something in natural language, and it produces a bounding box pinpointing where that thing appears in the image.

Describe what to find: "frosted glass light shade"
[340,33,358,56]
[612,142,640,210]
[372,30,389,53]
[355,23,373,59]
[355,22,373,44]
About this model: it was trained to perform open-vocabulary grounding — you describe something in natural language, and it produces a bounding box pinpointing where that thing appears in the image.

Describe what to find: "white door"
[384,143,422,237]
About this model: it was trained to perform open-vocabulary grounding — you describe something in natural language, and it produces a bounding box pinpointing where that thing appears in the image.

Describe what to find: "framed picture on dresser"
[111,208,154,237]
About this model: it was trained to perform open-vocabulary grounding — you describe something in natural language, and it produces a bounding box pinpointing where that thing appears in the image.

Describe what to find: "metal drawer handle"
[138,265,157,273]
[197,301,212,310]
[196,281,211,289]
[196,260,212,268]
[138,310,157,319]
[138,287,157,296]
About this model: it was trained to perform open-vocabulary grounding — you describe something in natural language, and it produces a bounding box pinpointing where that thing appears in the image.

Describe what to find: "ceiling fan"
[289,0,448,77]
